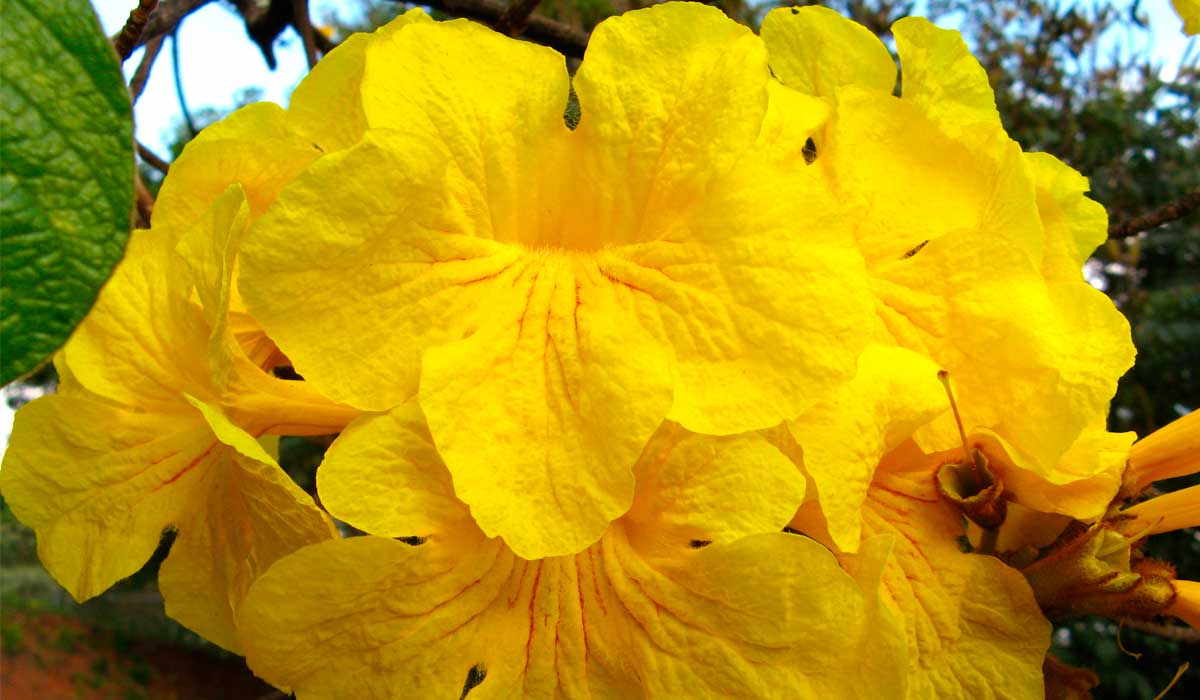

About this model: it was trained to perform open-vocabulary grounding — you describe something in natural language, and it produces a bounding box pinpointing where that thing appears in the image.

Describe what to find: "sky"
[1,0,1196,444]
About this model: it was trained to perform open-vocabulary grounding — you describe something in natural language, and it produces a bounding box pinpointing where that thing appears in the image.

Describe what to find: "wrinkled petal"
[154,103,321,232]
[287,8,431,153]
[159,440,335,653]
[625,422,805,560]
[361,18,571,246]
[420,258,673,556]
[570,2,769,244]
[62,229,212,412]
[316,402,475,539]
[240,529,903,699]
[892,17,1000,134]
[789,345,947,552]
[1023,152,1108,281]
[859,467,1052,697]
[242,10,874,556]
[0,394,211,600]
[980,426,1134,521]
[760,5,896,98]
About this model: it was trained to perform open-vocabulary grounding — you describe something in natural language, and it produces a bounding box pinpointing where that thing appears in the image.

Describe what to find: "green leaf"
[1,0,134,385]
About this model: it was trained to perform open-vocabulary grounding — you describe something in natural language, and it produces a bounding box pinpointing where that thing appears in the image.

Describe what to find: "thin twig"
[129,35,164,104]
[136,142,171,174]
[1108,188,1200,239]
[291,0,319,68]
[132,0,214,51]
[170,28,197,138]
[1123,619,1200,644]
[497,0,543,36]
[113,0,160,60]
[397,0,590,58]
[134,173,155,228]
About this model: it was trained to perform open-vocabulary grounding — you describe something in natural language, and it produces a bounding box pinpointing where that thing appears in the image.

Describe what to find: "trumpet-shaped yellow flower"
[239,404,906,698]
[761,8,1134,488]
[239,3,875,558]
[0,188,357,652]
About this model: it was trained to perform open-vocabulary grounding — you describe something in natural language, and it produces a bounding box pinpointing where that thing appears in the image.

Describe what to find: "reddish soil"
[0,607,277,700]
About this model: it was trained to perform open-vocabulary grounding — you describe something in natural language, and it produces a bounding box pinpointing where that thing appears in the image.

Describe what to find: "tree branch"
[397,0,590,58]
[1108,188,1200,239]
[292,0,319,69]
[497,0,543,36]
[1123,619,1200,644]
[131,0,214,51]
[113,0,160,61]
[136,141,172,174]
[129,35,164,104]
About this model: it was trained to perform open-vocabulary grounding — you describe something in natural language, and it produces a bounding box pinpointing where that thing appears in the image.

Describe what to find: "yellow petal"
[315,402,474,538]
[154,103,321,232]
[760,5,896,98]
[570,3,769,246]
[1172,0,1200,34]
[874,176,1133,474]
[1024,152,1108,281]
[176,185,359,435]
[789,346,947,552]
[1169,579,1200,628]
[625,423,805,559]
[1123,483,1200,535]
[159,441,335,653]
[862,468,1052,697]
[1126,410,1200,493]
[62,229,213,411]
[0,394,212,600]
[892,17,1000,134]
[597,175,874,434]
[287,8,431,153]
[240,130,524,411]
[361,18,570,247]
[240,530,906,698]
[980,426,1134,521]
[419,256,673,557]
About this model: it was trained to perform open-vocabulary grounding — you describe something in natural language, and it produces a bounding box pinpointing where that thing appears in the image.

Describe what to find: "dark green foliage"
[0,0,134,384]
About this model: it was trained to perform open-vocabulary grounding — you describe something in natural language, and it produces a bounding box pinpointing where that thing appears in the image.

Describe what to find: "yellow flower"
[784,377,1053,697]
[761,7,1135,490]
[238,404,906,698]
[0,188,357,652]
[238,3,875,558]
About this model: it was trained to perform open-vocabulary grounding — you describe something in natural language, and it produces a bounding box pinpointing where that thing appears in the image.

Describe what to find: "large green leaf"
[1,0,134,384]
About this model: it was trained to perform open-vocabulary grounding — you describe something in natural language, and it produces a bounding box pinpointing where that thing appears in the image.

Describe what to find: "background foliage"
[2,0,1196,697]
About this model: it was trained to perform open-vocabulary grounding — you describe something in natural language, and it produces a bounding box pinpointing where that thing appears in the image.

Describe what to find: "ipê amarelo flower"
[237,402,907,699]
[237,2,877,559]
[760,7,1135,499]
[0,186,358,652]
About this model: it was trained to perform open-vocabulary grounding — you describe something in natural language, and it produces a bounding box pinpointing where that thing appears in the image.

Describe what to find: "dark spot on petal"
[791,6,800,14]
[272,365,303,381]
[689,539,712,549]
[956,534,974,553]
[782,527,802,535]
[902,240,929,259]
[397,536,427,546]
[460,663,487,699]
[802,137,817,164]
[313,143,324,152]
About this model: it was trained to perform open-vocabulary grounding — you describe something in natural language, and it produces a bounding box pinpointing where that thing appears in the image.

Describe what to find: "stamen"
[1115,621,1142,660]
[937,370,971,457]
[1150,662,1188,700]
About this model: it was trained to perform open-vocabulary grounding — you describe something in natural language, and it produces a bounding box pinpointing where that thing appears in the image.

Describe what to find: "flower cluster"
[2,3,1195,698]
